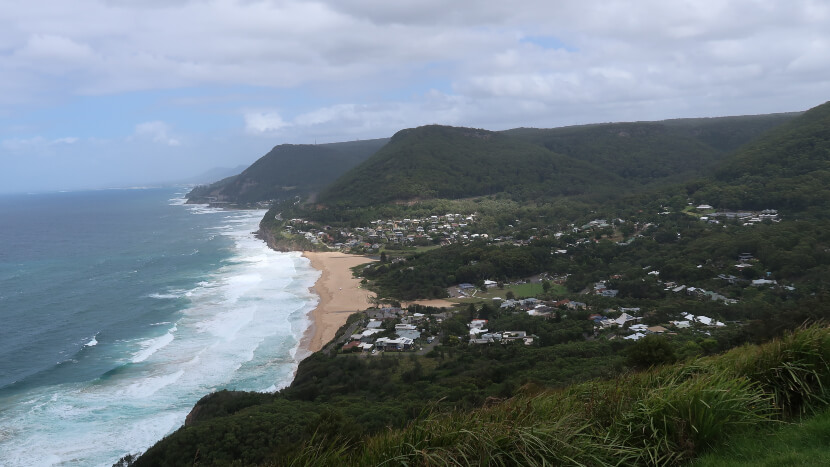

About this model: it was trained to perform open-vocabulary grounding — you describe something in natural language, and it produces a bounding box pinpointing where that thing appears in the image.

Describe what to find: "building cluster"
[284,213,482,251]
[341,307,435,353]
[698,208,780,225]
[468,319,535,345]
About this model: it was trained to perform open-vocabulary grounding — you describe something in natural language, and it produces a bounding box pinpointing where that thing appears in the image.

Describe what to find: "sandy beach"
[301,251,376,353]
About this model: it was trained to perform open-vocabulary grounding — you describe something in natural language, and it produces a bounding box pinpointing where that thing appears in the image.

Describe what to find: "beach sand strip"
[301,251,376,353]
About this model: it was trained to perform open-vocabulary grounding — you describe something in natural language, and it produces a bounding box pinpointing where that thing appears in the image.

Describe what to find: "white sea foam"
[148,292,182,299]
[84,335,98,347]
[131,328,176,363]
[0,205,319,466]
[120,370,185,399]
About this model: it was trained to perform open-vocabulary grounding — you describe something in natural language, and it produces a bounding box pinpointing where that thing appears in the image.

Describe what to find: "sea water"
[0,188,319,466]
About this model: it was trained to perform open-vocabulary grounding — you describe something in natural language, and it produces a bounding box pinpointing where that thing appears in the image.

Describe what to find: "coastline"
[300,251,376,353]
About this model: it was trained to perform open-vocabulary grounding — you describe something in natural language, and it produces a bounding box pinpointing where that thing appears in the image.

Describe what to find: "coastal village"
[279,205,781,253]
[287,201,794,358]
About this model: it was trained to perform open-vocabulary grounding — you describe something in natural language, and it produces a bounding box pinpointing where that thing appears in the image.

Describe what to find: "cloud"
[2,136,81,152]
[0,0,828,109]
[3,0,830,193]
[52,137,79,144]
[244,111,290,134]
[132,121,180,146]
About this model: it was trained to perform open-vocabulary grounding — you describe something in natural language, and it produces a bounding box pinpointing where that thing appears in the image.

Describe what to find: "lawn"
[449,281,567,304]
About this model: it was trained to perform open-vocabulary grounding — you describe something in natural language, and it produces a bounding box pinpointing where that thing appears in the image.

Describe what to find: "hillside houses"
[283,213,484,251]
[341,308,431,353]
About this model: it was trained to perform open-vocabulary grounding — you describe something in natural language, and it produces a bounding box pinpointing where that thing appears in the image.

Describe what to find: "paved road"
[324,316,363,355]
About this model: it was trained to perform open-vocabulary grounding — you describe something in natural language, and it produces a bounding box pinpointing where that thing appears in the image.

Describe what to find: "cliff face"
[255,224,320,252]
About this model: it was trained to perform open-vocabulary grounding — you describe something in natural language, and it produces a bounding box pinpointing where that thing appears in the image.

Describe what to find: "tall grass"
[280,325,830,466]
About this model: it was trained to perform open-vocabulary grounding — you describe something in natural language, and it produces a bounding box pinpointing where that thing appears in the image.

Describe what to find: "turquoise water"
[0,188,319,466]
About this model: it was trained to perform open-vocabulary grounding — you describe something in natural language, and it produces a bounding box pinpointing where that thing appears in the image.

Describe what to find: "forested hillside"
[319,125,626,207]
[505,112,797,186]
[186,138,388,205]
[318,115,797,211]
[689,101,830,214]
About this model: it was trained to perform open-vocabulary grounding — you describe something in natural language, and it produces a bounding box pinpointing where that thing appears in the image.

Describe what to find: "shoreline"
[299,251,376,353]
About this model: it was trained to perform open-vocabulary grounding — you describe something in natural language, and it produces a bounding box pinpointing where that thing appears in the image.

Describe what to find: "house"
[752,279,777,287]
[375,337,414,351]
[500,299,519,309]
[360,329,384,342]
[397,329,422,340]
[614,312,640,327]
[717,274,740,284]
[470,338,493,345]
[501,331,528,341]
[342,341,361,351]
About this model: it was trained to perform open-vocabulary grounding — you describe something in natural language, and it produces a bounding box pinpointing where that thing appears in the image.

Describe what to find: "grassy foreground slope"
[693,406,830,467]
[129,324,830,466]
[284,325,830,466]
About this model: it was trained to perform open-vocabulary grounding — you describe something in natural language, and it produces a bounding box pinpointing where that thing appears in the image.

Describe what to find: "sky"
[1,0,829,193]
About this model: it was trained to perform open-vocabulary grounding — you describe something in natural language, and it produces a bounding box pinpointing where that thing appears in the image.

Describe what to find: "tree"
[626,335,676,368]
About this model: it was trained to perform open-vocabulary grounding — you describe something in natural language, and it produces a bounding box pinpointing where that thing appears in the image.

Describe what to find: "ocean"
[0,188,319,466]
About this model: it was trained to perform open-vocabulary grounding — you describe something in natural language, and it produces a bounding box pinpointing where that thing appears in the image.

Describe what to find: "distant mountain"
[186,139,388,205]
[690,101,830,214]
[318,125,626,207]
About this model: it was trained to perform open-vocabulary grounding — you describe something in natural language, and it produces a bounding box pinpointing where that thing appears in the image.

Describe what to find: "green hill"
[320,114,797,209]
[690,101,830,214]
[319,125,629,207]
[505,113,797,186]
[186,138,388,205]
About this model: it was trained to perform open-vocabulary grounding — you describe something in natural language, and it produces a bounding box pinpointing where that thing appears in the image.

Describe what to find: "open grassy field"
[449,281,568,305]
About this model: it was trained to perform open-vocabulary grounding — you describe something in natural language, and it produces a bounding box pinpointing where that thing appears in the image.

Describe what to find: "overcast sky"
[1,0,829,193]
